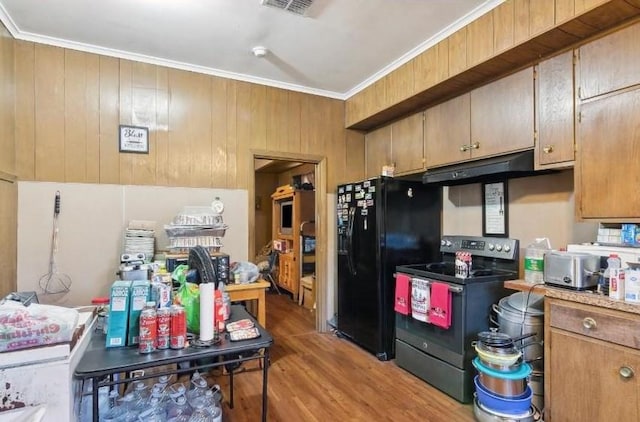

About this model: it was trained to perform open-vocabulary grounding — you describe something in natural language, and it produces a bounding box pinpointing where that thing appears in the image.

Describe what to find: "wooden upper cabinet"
[470,67,535,159]
[414,39,449,93]
[578,22,640,100]
[577,88,640,219]
[385,61,414,108]
[365,125,391,178]
[535,50,575,168]
[493,1,515,53]
[425,94,471,168]
[391,112,424,175]
[529,0,555,36]
[467,12,494,67]
[448,30,467,76]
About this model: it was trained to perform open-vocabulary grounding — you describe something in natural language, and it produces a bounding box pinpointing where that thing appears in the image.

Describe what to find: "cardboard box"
[625,269,640,303]
[127,280,151,346]
[105,280,132,348]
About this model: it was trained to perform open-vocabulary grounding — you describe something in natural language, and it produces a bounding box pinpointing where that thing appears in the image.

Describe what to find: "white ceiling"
[0,0,501,99]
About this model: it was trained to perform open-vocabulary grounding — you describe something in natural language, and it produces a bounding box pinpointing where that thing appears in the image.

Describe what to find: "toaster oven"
[544,251,600,290]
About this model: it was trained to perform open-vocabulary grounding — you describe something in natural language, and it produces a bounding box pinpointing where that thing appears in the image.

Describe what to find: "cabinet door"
[577,88,640,219]
[536,51,575,168]
[578,22,640,100]
[278,252,295,292]
[391,112,424,174]
[424,93,471,168]
[365,125,391,178]
[548,329,640,422]
[470,67,535,159]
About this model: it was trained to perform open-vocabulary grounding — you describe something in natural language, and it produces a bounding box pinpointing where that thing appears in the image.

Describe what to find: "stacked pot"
[491,291,545,411]
[472,331,541,421]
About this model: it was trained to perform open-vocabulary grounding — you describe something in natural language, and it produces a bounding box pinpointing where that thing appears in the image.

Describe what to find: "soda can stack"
[139,301,157,354]
[156,307,171,349]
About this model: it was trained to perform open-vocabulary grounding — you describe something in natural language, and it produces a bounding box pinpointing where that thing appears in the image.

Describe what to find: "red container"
[170,305,186,349]
[139,302,157,354]
[156,308,171,349]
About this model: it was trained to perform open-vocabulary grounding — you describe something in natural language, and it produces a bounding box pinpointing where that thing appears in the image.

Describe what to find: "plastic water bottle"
[524,238,552,283]
[167,394,193,422]
[202,390,223,422]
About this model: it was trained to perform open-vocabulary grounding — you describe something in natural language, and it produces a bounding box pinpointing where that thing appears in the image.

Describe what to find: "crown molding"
[344,0,504,99]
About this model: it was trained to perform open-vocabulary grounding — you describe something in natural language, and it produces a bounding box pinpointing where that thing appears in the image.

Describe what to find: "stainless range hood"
[422,150,536,185]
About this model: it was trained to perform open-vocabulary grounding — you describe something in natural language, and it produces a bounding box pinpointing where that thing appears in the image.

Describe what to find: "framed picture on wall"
[119,125,149,154]
[482,181,508,237]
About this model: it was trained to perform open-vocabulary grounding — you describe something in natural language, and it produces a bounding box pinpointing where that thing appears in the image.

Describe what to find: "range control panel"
[440,235,519,260]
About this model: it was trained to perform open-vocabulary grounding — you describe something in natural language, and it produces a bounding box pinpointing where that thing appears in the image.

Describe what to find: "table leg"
[92,377,99,422]
[262,348,269,422]
[257,289,266,327]
[229,367,234,409]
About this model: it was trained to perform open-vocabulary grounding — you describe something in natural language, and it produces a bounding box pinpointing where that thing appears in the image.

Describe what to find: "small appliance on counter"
[543,251,600,290]
[117,253,152,281]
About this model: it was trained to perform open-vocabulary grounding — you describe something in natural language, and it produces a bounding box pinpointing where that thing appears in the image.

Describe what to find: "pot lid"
[506,292,545,316]
[477,330,515,347]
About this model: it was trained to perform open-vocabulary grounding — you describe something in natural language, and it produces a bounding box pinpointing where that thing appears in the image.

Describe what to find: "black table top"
[75,305,273,379]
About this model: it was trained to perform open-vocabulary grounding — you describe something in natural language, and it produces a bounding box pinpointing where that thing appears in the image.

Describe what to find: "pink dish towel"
[429,282,452,329]
[394,273,411,315]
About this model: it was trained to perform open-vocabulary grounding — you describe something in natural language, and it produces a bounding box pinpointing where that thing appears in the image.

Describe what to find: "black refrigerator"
[336,177,442,361]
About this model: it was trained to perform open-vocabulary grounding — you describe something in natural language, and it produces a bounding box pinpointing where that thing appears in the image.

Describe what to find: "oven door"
[395,276,466,368]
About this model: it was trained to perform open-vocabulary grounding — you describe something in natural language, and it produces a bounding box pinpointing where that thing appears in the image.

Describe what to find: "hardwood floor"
[216,292,475,421]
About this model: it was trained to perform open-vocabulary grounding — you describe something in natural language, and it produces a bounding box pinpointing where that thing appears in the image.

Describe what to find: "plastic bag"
[172,264,201,333]
[0,301,79,352]
[230,261,260,284]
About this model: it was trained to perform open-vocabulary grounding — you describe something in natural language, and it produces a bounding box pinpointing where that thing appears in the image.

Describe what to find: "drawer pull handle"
[469,141,480,150]
[582,317,597,329]
[543,145,554,154]
[620,366,634,380]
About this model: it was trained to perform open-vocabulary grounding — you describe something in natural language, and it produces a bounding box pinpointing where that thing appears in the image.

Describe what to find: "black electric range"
[394,235,519,403]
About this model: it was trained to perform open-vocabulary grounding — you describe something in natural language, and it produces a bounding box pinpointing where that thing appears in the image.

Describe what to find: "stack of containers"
[164,204,228,253]
[472,330,540,421]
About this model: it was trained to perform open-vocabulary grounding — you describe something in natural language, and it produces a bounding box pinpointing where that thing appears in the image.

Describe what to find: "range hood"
[422,150,536,185]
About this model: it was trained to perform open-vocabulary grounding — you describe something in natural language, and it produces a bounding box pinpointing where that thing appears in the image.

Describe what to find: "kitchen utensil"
[473,396,542,422]
[492,295,544,362]
[38,191,72,294]
[473,358,532,397]
[475,344,522,366]
[474,376,533,416]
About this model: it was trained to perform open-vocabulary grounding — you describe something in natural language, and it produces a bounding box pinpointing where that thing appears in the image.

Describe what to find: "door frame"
[249,149,328,332]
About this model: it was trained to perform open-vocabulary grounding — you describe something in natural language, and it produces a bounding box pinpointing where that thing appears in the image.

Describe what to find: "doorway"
[249,150,327,332]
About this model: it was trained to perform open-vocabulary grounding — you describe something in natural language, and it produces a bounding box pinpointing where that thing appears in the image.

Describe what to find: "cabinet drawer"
[549,300,640,350]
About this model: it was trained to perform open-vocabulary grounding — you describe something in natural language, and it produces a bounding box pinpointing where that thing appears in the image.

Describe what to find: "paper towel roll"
[199,282,215,341]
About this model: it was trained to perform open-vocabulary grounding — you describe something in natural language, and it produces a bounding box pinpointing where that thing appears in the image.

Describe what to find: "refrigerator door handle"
[346,207,356,276]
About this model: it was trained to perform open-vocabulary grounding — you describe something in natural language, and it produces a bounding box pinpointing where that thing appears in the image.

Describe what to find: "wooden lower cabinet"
[546,298,640,421]
[277,252,298,299]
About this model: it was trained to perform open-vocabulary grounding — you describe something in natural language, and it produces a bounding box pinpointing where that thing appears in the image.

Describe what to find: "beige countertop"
[505,279,640,315]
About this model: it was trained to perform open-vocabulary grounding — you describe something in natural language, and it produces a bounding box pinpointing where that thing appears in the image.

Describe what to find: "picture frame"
[119,125,149,154]
[482,181,508,237]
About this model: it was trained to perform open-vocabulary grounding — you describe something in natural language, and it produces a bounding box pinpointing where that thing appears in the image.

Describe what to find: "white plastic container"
[524,238,552,283]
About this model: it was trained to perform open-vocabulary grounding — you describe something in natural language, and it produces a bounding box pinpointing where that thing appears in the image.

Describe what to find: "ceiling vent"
[261,0,314,16]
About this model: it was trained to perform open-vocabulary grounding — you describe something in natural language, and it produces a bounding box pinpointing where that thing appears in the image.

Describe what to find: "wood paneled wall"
[14,42,365,192]
[0,20,16,296]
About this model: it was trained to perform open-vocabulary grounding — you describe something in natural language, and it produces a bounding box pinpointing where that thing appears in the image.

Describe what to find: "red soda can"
[139,302,157,354]
[156,308,171,349]
[170,305,186,349]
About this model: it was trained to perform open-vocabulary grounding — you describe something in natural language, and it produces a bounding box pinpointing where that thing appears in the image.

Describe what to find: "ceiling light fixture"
[252,46,269,58]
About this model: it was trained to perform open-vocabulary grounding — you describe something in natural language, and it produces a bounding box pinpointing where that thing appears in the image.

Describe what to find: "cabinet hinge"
[578,87,582,100]
[578,111,582,123]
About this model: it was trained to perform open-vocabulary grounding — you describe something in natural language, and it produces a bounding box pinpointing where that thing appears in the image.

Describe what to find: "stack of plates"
[124,228,155,261]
